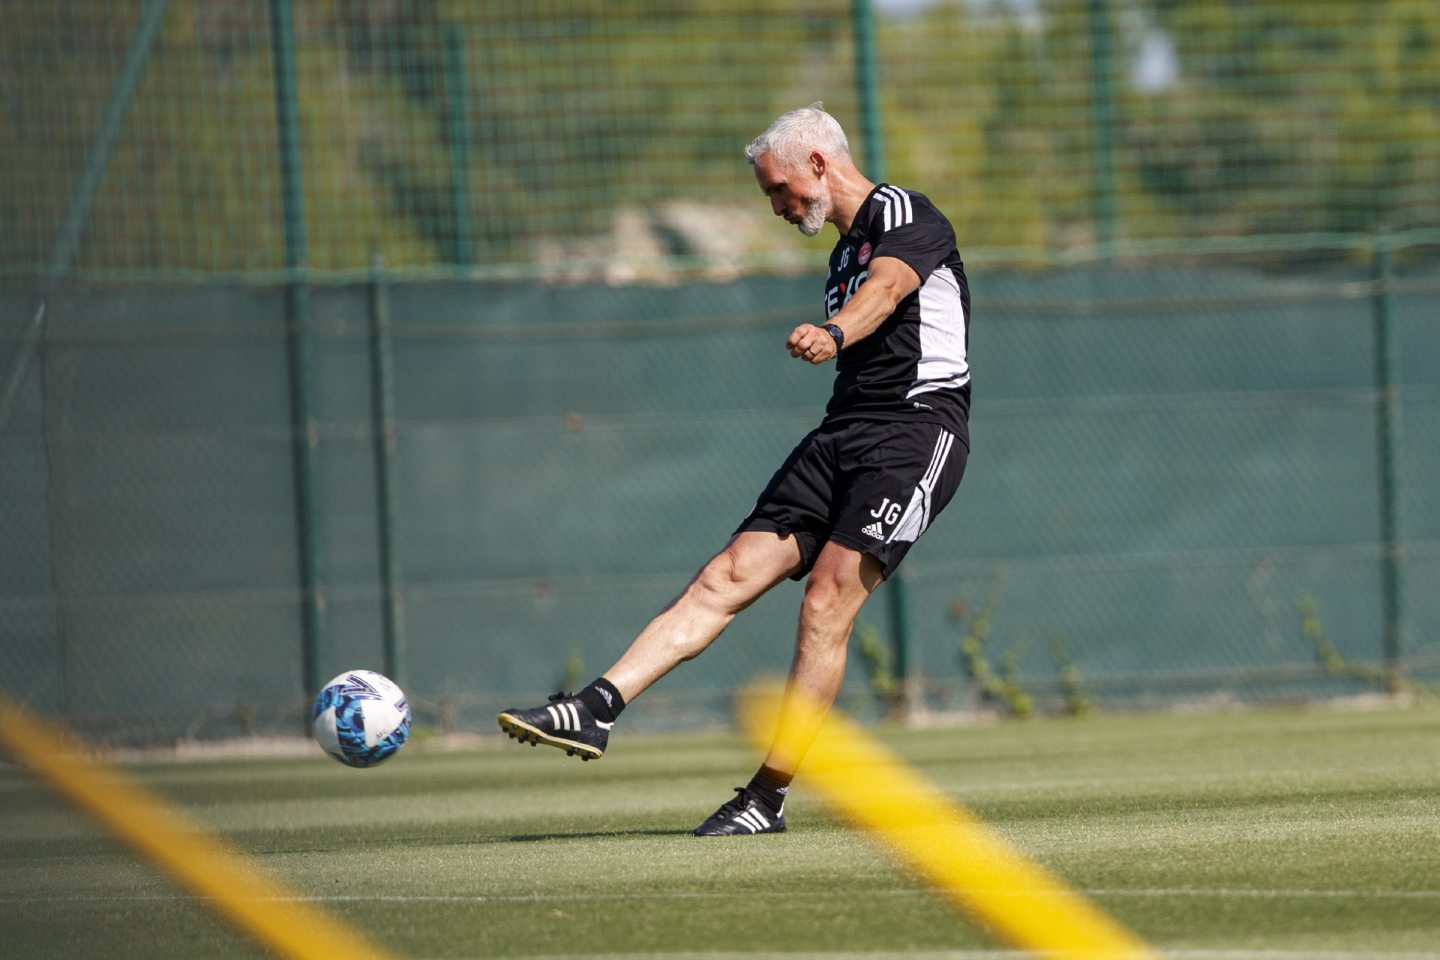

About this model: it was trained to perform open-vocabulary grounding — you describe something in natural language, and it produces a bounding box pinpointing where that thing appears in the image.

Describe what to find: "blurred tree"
[1,0,1436,278]
[1135,0,1440,237]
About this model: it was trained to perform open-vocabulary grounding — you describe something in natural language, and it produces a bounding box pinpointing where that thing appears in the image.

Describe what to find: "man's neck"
[828,168,878,236]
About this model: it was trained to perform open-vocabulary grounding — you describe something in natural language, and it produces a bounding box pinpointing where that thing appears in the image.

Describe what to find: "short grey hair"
[745,102,851,169]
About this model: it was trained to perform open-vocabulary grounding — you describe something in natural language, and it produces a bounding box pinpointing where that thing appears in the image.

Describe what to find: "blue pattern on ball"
[312,671,411,768]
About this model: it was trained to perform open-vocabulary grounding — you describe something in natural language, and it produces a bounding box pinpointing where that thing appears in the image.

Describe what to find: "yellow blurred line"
[740,684,1159,960]
[0,697,398,960]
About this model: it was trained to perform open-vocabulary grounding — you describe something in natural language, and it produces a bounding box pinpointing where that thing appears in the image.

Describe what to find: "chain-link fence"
[3,1,1439,742]
[6,0,1439,279]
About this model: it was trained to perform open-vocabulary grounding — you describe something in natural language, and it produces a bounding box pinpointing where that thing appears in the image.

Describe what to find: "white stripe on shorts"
[887,429,955,545]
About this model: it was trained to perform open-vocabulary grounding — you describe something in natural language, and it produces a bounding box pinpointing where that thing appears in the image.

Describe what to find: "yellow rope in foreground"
[740,683,1158,960]
[0,697,397,960]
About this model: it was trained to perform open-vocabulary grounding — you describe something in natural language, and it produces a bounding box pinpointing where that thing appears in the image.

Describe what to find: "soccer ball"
[312,670,411,768]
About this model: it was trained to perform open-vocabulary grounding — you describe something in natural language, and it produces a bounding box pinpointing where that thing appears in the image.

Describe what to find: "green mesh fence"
[3,1,1440,743]
[5,0,1439,278]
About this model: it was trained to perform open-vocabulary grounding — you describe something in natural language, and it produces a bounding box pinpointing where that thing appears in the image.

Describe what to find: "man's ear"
[809,150,827,178]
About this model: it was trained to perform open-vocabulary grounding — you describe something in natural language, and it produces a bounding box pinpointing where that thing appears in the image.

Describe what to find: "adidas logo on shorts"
[861,521,885,539]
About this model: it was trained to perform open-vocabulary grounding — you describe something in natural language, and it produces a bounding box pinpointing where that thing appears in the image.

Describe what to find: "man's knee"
[799,547,883,626]
[798,574,850,629]
[692,546,749,605]
[691,534,800,608]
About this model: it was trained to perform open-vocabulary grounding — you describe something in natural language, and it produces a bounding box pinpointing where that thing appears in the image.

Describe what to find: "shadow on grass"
[505,828,687,842]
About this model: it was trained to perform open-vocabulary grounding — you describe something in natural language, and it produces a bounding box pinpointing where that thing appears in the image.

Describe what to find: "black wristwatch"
[821,323,845,354]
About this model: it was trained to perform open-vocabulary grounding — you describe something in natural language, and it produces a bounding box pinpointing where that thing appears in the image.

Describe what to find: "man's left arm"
[786,255,921,365]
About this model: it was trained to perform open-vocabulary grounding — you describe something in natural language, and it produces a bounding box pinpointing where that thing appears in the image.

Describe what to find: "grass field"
[3,703,1439,959]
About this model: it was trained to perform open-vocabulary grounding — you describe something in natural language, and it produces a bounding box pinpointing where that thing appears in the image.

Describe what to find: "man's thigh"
[829,419,968,578]
[733,426,834,579]
[686,530,806,613]
[806,539,886,606]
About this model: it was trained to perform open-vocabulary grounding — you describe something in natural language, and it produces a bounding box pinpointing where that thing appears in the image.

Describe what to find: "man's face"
[754,151,829,237]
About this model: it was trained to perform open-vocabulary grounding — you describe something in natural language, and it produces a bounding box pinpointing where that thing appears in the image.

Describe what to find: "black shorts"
[735,418,968,580]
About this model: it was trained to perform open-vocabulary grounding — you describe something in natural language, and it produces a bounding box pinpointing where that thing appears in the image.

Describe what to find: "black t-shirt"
[822,183,971,442]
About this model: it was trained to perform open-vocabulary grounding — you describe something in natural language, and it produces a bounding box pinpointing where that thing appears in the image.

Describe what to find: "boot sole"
[497,713,604,761]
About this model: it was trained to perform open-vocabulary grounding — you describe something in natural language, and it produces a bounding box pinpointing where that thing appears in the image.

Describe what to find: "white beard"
[797,197,828,237]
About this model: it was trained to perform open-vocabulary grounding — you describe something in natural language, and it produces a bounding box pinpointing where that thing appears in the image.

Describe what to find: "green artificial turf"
[3,703,1439,959]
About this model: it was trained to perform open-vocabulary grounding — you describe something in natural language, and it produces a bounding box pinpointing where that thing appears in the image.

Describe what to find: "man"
[498,103,971,836]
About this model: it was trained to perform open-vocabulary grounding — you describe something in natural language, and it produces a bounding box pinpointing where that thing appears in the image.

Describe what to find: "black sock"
[577,676,626,724]
[746,764,793,814]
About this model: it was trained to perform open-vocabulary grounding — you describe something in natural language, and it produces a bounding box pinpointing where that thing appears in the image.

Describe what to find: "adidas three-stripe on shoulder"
[877,184,914,232]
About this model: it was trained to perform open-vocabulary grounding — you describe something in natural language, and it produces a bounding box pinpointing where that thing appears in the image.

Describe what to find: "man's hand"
[787,323,837,364]
[786,256,919,367]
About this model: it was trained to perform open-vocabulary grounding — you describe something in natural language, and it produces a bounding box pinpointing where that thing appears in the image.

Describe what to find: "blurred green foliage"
[2,0,1436,279]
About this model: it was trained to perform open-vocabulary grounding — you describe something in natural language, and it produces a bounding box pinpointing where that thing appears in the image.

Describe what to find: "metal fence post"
[886,569,913,714]
[270,0,324,703]
[0,0,171,719]
[1086,0,1118,255]
[853,0,912,712]
[852,0,886,184]
[444,25,473,268]
[1371,234,1405,688]
[369,259,405,684]
[0,0,171,431]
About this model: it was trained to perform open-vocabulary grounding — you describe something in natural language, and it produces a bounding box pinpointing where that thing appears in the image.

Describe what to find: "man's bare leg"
[498,531,801,759]
[762,541,885,777]
[604,530,804,702]
[692,541,884,834]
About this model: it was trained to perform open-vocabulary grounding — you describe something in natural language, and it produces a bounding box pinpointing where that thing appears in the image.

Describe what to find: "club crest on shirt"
[858,241,872,265]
